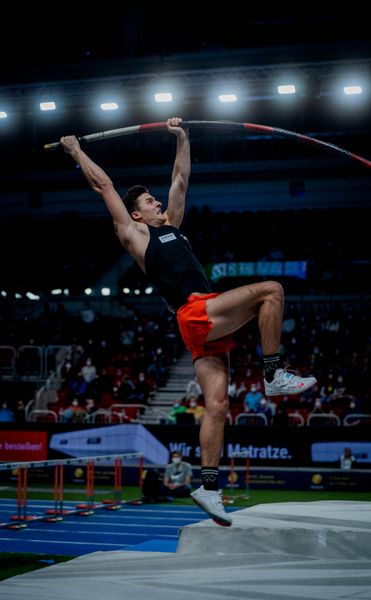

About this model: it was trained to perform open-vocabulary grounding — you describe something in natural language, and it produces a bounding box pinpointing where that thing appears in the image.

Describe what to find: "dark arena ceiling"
[0,7,370,203]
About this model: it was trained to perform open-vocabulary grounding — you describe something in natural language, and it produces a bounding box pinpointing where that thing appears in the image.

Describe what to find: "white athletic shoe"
[264,367,317,397]
[191,485,232,527]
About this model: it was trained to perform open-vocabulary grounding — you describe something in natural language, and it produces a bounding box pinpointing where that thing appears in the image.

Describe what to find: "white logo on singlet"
[159,233,177,243]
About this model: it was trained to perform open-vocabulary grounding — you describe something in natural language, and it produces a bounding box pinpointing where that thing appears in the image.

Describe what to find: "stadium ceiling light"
[40,101,56,111]
[0,111,8,119]
[343,85,362,95]
[26,292,40,300]
[218,94,237,103]
[84,288,93,295]
[154,92,173,102]
[100,102,119,110]
[277,84,296,95]
[101,287,111,296]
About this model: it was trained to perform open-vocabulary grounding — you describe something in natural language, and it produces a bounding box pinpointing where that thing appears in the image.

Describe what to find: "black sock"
[201,467,219,491]
[263,353,281,382]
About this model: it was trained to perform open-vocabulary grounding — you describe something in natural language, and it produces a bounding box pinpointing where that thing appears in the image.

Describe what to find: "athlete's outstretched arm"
[60,136,134,237]
[165,117,190,228]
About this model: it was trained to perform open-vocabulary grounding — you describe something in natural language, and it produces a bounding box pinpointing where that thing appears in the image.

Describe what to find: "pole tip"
[44,142,60,151]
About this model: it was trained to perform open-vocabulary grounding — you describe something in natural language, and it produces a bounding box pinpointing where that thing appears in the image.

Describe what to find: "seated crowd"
[1,294,369,427]
[0,205,370,425]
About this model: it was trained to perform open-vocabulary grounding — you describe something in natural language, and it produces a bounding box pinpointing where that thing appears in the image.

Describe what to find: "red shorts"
[176,293,234,362]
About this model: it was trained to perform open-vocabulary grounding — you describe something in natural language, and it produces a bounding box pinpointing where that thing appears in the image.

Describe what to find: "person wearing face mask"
[169,399,187,423]
[186,395,205,424]
[135,371,150,403]
[310,398,325,414]
[162,451,193,499]
[339,447,356,470]
[81,357,97,386]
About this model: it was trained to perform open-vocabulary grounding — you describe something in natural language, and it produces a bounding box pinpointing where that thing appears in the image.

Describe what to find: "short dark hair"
[122,185,148,214]
[170,450,182,458]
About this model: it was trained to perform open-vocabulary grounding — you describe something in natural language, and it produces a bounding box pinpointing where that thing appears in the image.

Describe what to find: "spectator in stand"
[0,402,15,422]
[81,357,97,387]
[244,384,263,412]
[80,300,95,325]
[69,341,85,367]
[227,376,245,411]
[320,372,336,401]
[256,397,273,423]
[186,375,202,400]
[85,398,97,416]
[135,371,151,404]
[235,380,247,398]
[147,348,167,384]
[91,367,114,398]
[339,447,356,470]
[62,398,87,423]
[55,345,70,375]
[14,400,26,423]
[135,324,145,347]
[310,398,325,415]
[325,375,347,403]
[266,397,277,418]
[162,451,193,499]
[186,395,205,424]
[227,377,237,399]
[343,399,361,425]
[117,374,137,403]
[119,324,135,348]
[169,399,187,423]
[112,368,124,394]
[60,359,75,388]
[345,398,359,415]
[70,373,89,400]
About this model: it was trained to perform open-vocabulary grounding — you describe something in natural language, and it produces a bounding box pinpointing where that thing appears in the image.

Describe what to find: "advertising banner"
[0,430,47,461]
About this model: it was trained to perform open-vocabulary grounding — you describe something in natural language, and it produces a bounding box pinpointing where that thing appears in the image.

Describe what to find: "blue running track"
[0,498,236,555]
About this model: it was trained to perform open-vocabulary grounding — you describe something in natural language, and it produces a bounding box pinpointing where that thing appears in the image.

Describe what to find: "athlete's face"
[132,192,166,226]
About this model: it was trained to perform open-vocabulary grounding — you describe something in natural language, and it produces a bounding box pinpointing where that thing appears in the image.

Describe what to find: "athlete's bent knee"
[267,280,284,301]
[206,396,229,420]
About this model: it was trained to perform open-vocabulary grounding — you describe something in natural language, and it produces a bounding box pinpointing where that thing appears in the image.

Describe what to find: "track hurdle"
[44,462,68,521]
[101,457,122,510]
[7,464,39,528]
[0,453,144,529]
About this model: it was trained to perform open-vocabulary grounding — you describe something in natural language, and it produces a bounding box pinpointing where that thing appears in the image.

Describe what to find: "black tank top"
[144,225,211,312]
